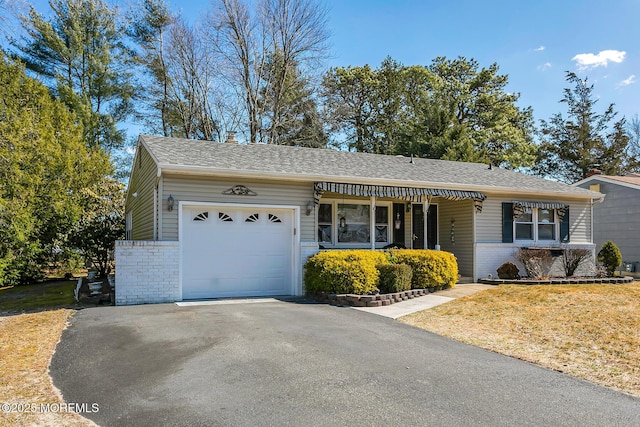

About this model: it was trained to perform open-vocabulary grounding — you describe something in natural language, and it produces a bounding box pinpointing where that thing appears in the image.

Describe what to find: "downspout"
[590,196,605,245]
[156,167,162,241]
[472,199,477,282]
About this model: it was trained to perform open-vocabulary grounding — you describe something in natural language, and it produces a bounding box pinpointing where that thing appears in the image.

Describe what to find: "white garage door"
[181,205,294,299]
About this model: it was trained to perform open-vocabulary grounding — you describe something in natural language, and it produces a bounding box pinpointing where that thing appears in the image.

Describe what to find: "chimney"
[225,131,238,143]
[586,168,602,177]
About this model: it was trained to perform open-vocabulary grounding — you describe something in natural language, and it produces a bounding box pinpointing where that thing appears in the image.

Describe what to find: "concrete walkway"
[352,283,495,319]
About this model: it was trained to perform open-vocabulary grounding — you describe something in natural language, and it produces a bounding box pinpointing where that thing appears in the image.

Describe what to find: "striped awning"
[314,182,486,212]
[512,200,568,221]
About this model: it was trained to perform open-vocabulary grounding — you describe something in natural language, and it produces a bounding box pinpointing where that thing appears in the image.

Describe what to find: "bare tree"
[626,115,640,170]
[208,0,267,143]
[165,18,219,140]
[262,0,329,144]
[207,0,329,144]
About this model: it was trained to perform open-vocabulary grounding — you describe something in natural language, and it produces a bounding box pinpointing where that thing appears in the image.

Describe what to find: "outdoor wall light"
[167,194,175,212]
[394,212,402,230]
[306,200,313,216]
[406,203,411,213]
[339,216,346,228]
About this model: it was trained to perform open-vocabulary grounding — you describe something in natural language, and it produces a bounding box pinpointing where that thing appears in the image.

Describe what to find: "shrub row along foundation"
[311,289,432,307]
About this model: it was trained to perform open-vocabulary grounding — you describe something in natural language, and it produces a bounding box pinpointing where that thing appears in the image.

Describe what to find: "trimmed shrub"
[597,241,622,277]
[304,250,388,294]
[497,262,520,280]
[389,249,458,290]
[377,264,412,293]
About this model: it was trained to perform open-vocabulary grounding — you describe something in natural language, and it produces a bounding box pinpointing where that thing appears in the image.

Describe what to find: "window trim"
[514,208,558,243]
[317,199,392,248]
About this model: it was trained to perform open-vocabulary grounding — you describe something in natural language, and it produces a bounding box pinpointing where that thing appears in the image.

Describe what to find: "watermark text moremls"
[1,402,99,413]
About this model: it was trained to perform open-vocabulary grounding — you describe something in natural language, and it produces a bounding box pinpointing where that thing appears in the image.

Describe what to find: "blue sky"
[8,0,640,127]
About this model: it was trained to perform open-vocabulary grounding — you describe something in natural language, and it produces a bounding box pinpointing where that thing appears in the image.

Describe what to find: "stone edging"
[478,276,635,285]
[310,289,432,307]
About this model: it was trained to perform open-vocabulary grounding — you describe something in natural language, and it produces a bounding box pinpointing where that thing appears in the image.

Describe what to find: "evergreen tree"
[536,72,638,183]
[259,51,326,147]
[15,0,136,151]
[321,56,536,167]
[0,54,111,285]
[427,56,536,168]
[128,0,174,137]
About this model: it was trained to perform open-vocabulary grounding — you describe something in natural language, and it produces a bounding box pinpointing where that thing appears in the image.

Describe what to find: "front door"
[412,204,424,249]
[412,204,438,249]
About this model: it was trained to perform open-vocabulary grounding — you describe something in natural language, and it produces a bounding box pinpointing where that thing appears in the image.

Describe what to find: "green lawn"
[0,280,79,313]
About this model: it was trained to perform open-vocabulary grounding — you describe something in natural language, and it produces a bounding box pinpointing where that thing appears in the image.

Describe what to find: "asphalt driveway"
[51,300,640,427]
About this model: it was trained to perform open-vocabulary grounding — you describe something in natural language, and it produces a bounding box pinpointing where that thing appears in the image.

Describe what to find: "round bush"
[377,263,412,293]
[389,249,458,290]
[304,250,388,294]
[497,262,520,280]
[597,241,622,277]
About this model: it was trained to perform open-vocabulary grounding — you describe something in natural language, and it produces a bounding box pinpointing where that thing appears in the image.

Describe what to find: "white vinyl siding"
[437,198,474,277]
[476,196,591,244]
[124,144,157,240]
[570,200,591,243]
[161,175,315,241]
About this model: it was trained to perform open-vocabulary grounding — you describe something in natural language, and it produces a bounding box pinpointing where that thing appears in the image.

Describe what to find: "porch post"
[370,196,376,250]
[423,197,430,250]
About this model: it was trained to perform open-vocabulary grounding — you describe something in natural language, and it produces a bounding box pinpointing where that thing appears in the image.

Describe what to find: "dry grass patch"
[0,310,96,426]
[401,283,640,397]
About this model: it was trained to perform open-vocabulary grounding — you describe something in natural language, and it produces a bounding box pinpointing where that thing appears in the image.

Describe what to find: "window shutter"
[560,207,570,243]
[502,202,513,243]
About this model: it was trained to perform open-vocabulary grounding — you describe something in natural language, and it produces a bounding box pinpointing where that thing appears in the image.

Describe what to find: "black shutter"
[560,207,570,243]
[502,202,513,243]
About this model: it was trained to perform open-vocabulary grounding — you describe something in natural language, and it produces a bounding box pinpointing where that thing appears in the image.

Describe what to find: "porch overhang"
[314,181,486,212]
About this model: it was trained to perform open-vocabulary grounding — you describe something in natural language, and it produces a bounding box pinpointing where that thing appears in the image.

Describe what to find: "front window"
[515,209,533,240]
[317,201,390,247]
[537,209,556,240]
[318,204,332,243]
[515,208,557,242]
[338,203,370,243]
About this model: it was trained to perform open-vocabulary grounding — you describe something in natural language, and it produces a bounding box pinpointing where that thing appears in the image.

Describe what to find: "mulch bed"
[478,276,634,285]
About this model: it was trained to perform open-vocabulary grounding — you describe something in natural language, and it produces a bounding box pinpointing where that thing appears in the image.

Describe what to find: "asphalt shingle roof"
[139,135,599,198]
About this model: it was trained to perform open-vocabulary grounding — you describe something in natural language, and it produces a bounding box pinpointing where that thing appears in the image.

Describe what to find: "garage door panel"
[182,206,293,299]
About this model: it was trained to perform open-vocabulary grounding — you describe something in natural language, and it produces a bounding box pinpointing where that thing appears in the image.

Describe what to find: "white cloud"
[618,75,636,87]
[125,146,136,155]
[572,50,626,70]
[537,62,552,71]
[534,46,545,52]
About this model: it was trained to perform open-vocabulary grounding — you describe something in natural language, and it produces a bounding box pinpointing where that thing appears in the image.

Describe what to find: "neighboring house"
[116,135,602,305]
[575,172,640,273]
